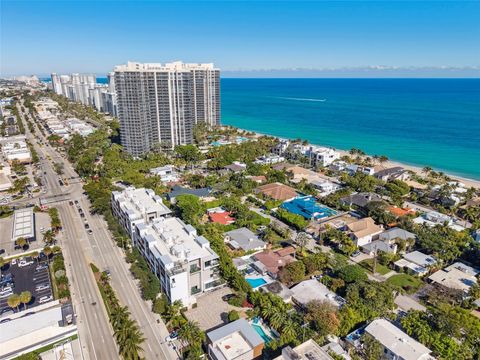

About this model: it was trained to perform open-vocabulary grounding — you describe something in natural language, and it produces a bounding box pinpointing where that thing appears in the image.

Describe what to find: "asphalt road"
[18,100,178,360]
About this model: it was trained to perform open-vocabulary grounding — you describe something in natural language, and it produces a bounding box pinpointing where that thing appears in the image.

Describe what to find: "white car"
[38,295,53,304]
[11,259,17,266]
[35,283,50,291]
[18,260,34,268]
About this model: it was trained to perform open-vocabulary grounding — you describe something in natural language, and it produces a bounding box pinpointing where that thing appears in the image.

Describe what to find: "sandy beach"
[237,127,480,190]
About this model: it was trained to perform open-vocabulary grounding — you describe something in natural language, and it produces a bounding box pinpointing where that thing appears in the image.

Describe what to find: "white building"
[111,187,172,239]
[133,216,221,306]
[149,165,180,183]
[307,146,340,168]
[275,339,335,360]
[1,139,31,163]
[254,155,285,165]
[0,302,76,360]
[309,178,341,196]
[363,319,434,360]
[428,262,479,295]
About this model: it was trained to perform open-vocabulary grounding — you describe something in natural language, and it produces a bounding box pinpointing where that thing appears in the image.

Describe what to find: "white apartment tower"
[114,61,221,156]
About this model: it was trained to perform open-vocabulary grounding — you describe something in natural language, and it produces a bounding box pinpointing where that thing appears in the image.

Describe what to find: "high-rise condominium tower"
[113,61,220,156]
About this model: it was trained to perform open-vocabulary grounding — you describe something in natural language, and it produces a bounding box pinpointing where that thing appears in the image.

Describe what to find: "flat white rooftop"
[115,61,217,72]
[12,207,34,240]
[141,217,216,264]
[113,187,171,221]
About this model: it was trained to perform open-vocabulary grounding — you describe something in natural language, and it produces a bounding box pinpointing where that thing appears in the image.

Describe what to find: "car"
[0,249,5,255]
[103,269,111,278]
[11,259,17,266]
[35,283,50,291]
[36,264,48,271]
[87,229,93,235]
[38,295,53,304]
[84,223,90,229]
[69,200,74,206]
[0,290,13,298]
[18,260,34,268]
[351,250,361,258]
[74,200,79,205]
[58,180,64,186]
[80,213,85,218]
[221,294,236,302]
[165,331,178,342]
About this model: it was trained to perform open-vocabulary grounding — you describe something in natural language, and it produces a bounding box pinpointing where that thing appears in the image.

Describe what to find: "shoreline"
[230,126,480,190]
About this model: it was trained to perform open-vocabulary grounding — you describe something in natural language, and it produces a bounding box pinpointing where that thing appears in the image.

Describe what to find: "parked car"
[11,259,17,266]
[18,259,34,268]
[351,250,361,258]
[84,223,90,229]
[69,200,74,206]
[165,331,178,342]
[38,295,53,304]
[35,283,50,291]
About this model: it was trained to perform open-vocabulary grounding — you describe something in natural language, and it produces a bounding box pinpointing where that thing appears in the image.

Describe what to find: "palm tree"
[178,320,205,350]
[31,251,39,263]
[114,317,136,344]
[7,294,21,312]
[260,302,275,321]
[119,326,145,360]
[43,246,52,263]
[43,230,55,245]
[422,166,432,176]
[378,155,389,164]
[281,318,297,342]
[111,305,131,329]
[16,237,27,249]
[20,291,32,310]
[270,311,286,330]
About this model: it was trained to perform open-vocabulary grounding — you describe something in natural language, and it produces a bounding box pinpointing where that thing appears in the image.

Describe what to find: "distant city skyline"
[1,1,479,78]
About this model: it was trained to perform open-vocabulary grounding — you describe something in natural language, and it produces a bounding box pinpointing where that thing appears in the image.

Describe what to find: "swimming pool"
[251,318,273,343]
[246,278,267,288]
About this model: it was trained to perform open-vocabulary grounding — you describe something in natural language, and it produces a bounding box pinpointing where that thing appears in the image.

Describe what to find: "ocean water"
[221,78,480,180]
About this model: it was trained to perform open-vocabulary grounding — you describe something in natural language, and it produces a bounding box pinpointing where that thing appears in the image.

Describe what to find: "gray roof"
[362,240,397,254]
[224,227,266,251]
[167,185,211,199]
[340,192,382,208]
[403,251,437,267]
[207,318,263,347]
[379,228,416,242]
[374,167,406,178]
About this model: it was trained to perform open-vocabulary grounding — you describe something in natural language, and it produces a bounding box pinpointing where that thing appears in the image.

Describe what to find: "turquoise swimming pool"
[246,278,267,288]
[251,318,273,343]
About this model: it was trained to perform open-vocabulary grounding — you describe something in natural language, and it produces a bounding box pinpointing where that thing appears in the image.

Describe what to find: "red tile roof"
[209,211,235,225]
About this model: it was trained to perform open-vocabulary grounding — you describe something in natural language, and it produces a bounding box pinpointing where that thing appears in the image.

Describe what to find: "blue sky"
[1,1,479,77]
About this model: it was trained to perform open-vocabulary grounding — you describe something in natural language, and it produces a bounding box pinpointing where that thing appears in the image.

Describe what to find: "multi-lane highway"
[17,100,178,360]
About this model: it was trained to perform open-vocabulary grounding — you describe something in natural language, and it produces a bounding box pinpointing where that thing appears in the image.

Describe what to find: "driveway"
[185,287,241,331]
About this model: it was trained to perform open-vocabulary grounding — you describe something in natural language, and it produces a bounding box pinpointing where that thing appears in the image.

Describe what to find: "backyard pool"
[251,317,273,343]
[246,277,267,288]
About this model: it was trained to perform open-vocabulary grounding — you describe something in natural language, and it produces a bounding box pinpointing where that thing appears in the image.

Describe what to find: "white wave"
[276,97,327,102]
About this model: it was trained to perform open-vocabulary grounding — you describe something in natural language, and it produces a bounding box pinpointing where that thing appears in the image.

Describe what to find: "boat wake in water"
[275,97,327,102]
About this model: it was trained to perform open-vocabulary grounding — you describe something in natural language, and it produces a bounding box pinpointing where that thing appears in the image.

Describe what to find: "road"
[18,100,178,360]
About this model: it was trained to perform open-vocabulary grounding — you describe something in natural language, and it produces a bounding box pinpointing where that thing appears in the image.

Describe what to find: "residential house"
[309,179,341,196]
[290,279,343,309]
[361,319,434,360]
[246,175,267,184]
[346,217,383,246]
[208,207,235,225]
[339,192,383,213]
[224,161,247,173]
[254,155,285,165]
[307,146,340,168]
[428,262,479,295]
[362,240,397,255]
[252,247,296,278]
[167,185,213,204]
[149,165,180,183]
[275,339,335,360]
[374,167,409,182]
[272,139,290,156]
[224,227,266,252]
[379,228,416,243]
[394,251,437,276]
[206,319,264,360]
[254,182,297,201]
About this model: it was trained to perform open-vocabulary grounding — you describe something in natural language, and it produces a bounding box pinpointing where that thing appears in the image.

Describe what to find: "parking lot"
[0,255,53,317]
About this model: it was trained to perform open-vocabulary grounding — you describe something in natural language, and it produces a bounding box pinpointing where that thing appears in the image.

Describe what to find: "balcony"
[190,264,201,274]
[191,287,202,295]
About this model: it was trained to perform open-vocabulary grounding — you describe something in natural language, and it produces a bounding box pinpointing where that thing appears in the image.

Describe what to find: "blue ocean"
[42,77,480,180]
[221,78,480,180]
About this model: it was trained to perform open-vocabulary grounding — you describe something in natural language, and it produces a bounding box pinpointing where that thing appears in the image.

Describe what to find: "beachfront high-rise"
[113,61,220,156]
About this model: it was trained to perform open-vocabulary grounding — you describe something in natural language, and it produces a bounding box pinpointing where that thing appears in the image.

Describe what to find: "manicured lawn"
[387,273,423,294]
[359,259,391,275]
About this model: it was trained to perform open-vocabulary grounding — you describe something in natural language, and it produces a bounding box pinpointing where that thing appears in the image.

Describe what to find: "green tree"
[16,237,27,249]
[279,261,306,285]
[337,265,368,283]
[228,310,240,322]
[306,300,340,337]
[176,194,204,225]
[19,291,32,310]
[7,294,21,312]
[362,334,383,360]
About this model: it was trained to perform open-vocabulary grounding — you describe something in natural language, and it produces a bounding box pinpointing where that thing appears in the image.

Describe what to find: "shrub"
[228,310,240,322]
